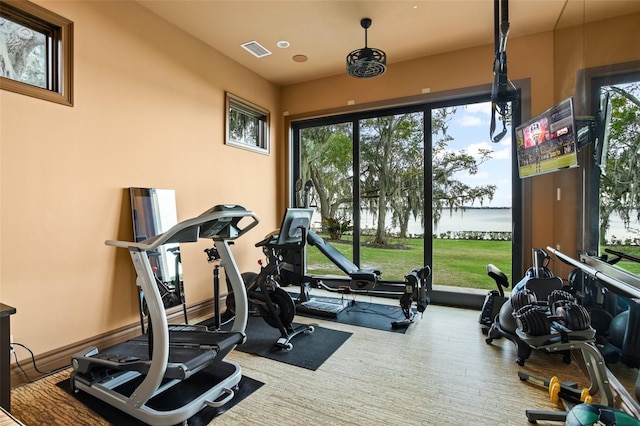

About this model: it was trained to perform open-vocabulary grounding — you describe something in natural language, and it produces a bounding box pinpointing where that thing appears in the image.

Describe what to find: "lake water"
[357,208,638,241]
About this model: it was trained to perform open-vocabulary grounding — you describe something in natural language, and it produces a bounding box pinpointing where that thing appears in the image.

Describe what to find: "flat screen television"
[515,97,579,179]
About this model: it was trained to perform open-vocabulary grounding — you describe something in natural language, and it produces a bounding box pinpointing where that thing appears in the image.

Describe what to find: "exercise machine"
[223,208,315,350]
[70,205,259,426]
[548,246,640,412]
[570,248,640,367]
[509,287,615,423]
[485,248,568,366]
[277,180,430,327]
[303,231,430,327]
[278,222,430,327]
[478,263,509,333]
[138,247,187,334]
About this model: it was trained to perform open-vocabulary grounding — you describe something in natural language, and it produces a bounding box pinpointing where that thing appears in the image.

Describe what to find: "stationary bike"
[221,211,315,350]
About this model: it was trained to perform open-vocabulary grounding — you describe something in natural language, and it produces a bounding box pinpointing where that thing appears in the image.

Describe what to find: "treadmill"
[70,204,259,426]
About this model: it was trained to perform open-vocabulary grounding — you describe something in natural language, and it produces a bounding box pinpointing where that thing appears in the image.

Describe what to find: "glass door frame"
[290,88,524,300]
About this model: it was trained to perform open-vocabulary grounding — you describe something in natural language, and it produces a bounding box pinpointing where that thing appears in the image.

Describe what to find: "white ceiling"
[137,0,640,86]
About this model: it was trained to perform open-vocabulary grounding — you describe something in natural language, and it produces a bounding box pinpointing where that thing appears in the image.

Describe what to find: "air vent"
[241,41,272,58]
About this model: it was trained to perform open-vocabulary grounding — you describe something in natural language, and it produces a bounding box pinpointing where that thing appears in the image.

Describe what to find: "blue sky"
[443,101,513,207]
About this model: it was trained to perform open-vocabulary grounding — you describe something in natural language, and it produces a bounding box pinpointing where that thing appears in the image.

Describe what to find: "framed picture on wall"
[225,92,270,154]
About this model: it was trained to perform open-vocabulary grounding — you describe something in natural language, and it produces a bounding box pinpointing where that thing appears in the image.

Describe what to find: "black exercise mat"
[294,294,416,334]
[205,315,352,371]
[57,375,263,426]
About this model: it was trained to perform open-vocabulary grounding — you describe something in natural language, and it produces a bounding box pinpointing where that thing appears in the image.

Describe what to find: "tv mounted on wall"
[515,97,579,179]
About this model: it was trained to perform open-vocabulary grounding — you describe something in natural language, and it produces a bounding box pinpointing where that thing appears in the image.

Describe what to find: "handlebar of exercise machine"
[546,246,640,300]
[107,205,260,250]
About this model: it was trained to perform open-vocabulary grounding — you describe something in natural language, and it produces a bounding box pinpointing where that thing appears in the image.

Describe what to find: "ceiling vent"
[241,41,272,58]
[346,18,387,79]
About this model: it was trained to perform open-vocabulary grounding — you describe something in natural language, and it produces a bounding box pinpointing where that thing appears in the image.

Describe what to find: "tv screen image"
[515,97,579,178]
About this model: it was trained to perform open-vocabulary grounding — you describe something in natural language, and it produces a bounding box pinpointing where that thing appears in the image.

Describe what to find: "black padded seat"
[306,230,381,284]
[524,276,564,300]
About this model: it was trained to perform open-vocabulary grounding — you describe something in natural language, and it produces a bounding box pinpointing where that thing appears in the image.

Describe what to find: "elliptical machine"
[485,248,568,365]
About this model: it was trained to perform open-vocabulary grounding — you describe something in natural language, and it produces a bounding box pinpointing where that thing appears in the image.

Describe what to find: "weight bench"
[292,229,429,326]
[306,230,381,289]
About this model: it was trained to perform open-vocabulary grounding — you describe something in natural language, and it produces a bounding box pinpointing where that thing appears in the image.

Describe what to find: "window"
[581,63,640,257]
[292,91,522,296]
[0,0,73,106]
[225,92,270,154]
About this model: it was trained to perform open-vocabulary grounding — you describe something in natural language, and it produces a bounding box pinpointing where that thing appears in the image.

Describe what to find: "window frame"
[579,61,640,254]
[0,0,73,106]
[290,83,528,295]
[225,92,270,155]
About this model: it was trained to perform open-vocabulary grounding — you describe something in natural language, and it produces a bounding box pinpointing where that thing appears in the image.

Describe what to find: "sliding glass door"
[298,123,354,277]
[292,94,517,293]
[430,102,512,291]
[358,113,425,280]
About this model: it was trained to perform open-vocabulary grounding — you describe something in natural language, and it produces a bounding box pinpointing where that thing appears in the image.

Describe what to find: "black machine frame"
[218,207,317,350]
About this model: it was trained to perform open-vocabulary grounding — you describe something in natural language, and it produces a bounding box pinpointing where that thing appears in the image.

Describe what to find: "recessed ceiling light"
[292,54,308,63]
[277,40,290,48]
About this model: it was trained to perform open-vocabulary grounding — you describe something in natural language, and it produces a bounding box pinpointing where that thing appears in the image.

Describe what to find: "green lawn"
[307,237,512,290]
[306,237,639,291]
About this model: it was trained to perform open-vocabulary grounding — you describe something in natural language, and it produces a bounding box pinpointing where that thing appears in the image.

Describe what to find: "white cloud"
[465,102,492,116]
[455,102,494,127]
[460,139,512,161]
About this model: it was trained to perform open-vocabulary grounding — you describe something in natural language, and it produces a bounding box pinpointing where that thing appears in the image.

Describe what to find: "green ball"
[565,403,640,426]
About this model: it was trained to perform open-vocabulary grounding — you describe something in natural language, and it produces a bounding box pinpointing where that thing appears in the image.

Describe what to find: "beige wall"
[1,0,639,366]
[0,1,281,359]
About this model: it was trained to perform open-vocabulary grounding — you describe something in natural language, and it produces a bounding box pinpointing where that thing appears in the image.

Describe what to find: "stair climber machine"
[478,263,509,334]
[275,180,431,328]
[70,205,259,426]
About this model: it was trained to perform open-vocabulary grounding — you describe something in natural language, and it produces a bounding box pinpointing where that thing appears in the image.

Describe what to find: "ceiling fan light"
[346,48,387,78]
[346,18,387,79]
